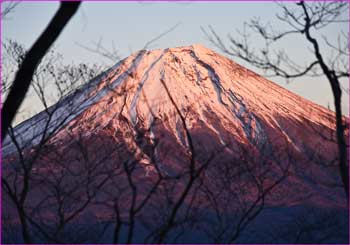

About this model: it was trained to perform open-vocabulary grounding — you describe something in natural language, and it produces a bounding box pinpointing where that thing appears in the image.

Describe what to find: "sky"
[2,1,349,123]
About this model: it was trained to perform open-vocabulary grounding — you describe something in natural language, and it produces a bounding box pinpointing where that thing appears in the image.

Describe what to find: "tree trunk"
[1,2,81,141]
[331,80,349,200]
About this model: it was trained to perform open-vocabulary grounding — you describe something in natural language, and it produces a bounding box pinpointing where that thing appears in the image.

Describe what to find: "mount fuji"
[2,44,348,243]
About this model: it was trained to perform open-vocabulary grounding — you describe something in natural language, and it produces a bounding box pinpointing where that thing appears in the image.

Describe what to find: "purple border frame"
[0,0,349,244]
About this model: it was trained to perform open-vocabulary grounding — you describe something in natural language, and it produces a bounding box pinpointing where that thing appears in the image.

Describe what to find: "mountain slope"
[2,44,348,243]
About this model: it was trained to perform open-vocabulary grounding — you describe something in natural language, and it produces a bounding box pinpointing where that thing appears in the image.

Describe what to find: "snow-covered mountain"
[2,44,348,243]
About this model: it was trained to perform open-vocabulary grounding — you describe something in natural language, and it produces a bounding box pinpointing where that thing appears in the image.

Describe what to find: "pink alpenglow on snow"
[2,44,349,244]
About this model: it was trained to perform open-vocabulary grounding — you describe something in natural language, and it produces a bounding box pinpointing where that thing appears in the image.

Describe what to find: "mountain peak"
[142,43,216,54]
[3,43,338,157]
[2,42,347,244]
[190,43,211,51]
[137,43,214,56]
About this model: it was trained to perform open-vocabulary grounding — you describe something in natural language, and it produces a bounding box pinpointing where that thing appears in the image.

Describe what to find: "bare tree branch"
[2,1,81,141]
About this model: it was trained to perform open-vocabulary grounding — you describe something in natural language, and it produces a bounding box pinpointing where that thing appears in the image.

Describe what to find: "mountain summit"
[2,44,348,243]
[3,44,338,156]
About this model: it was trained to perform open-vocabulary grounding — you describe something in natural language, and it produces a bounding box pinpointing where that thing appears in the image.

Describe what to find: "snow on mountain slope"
[2,44,339,155]
[2,44,348,243]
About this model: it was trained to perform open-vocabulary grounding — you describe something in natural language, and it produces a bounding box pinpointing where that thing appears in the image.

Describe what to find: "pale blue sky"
[2,1,349,120]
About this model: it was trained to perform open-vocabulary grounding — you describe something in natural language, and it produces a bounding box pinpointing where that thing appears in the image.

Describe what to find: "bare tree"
[2,39,102,243]
[2,46,293,243]
[204,1,349,199]
[3,10,345,242]
[2,1,81,141]
[1,1,20,20]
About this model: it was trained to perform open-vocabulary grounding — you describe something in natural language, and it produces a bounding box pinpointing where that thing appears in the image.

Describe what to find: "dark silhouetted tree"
[204,0,349,199]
